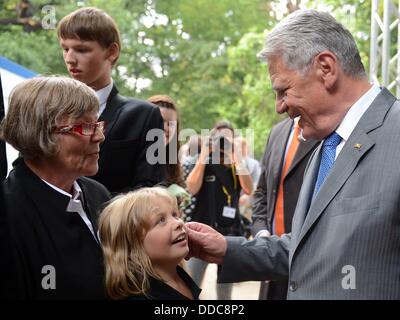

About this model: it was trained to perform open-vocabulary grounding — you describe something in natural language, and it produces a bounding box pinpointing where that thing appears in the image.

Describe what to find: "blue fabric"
[313,132,342,197]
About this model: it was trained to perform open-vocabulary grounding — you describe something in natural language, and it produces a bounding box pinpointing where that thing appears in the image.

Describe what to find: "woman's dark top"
[0,161,111,299]
[192,162,243,236]
[127,266,201,300]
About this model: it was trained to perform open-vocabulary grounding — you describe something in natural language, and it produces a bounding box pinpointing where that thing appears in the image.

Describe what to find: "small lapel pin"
[354,143,362,149]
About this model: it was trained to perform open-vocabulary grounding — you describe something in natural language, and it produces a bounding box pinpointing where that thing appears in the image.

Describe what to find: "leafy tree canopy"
[0,0,371,158]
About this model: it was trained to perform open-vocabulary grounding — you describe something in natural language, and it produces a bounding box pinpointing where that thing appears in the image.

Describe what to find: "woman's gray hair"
[0,76,99,159]
[257,9,366,79]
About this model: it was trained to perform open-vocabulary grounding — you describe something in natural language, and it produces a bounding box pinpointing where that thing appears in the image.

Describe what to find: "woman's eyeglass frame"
[53,121,105,136]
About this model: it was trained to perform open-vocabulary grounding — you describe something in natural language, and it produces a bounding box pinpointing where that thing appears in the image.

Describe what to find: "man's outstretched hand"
[185,222,227,264]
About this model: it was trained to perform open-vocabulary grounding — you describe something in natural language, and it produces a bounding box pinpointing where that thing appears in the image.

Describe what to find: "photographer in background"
[185,120,253,299]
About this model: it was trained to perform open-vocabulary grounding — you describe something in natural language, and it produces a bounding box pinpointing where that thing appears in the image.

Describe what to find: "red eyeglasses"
[53,121,105,136]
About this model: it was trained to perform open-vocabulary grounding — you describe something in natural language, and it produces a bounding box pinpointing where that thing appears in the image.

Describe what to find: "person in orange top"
[251,117,318,299]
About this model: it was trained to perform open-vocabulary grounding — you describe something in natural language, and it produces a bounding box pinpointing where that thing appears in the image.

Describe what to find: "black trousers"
[259,279,288,300]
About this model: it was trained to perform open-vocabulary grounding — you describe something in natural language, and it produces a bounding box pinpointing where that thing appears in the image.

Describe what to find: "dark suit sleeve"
[0,185,12,298]
[0,74,7,181]
[218,234,290,283]
[122,104,165,192]
[0,138,6,182]
[0,180,26,299]
[251,135,271,237]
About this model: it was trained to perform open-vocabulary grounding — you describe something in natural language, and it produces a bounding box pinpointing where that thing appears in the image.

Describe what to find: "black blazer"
[0,74,7,181]
[0,141,6,181]
[251,118,319,235]
[0,161,111,299]
[93,85,165,194]
[127,266,201,300]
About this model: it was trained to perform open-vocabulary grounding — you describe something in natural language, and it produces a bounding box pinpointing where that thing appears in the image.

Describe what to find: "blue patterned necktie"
[313,132,342,197]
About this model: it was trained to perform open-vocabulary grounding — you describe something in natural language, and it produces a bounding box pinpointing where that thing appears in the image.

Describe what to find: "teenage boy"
[57,7,165,193]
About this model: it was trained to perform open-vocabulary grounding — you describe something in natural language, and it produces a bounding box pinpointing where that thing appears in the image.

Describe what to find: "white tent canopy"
[0,56,37,176]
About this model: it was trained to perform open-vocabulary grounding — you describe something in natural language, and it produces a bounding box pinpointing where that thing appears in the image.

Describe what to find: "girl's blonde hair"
[98,187,178,300]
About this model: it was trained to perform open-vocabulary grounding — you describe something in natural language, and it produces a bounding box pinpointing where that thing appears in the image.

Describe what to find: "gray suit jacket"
[219,88,400,299]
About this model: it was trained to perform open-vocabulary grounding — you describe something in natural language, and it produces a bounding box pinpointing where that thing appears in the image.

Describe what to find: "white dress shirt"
[95,80,113,118]
[42,179,98,243]
[334,84,381,158]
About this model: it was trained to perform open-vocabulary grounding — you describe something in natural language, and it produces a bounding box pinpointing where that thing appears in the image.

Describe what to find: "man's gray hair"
[257,9,366,79]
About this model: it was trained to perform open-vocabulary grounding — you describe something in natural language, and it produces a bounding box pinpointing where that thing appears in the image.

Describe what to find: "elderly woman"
[0,77,110,299]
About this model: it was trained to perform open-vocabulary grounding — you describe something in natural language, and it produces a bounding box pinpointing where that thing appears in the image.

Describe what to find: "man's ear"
[314,51,338,90]
[106,42,120,65]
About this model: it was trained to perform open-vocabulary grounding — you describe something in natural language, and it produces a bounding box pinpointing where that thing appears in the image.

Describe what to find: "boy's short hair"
[57,7,121,63]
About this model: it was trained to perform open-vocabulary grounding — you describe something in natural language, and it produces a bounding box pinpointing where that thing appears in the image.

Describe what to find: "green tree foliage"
[0,0,373,158]
[218,0,372,157]
[225,31,283,158]
[139,0,271,140]
[308,0,371,72]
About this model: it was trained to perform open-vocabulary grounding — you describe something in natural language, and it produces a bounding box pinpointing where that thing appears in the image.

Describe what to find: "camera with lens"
[209,134,233,169]
[209,134,232,155]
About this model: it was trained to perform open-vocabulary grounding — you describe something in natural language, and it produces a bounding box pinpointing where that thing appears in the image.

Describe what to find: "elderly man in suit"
[186,9,400,299]
[252,117,318,299]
